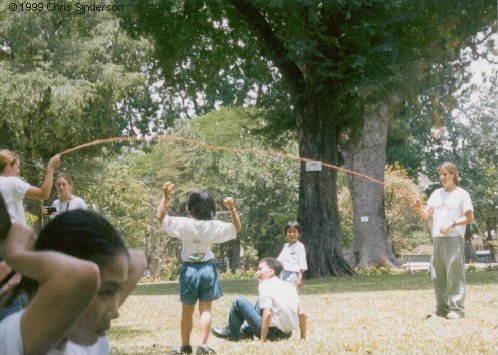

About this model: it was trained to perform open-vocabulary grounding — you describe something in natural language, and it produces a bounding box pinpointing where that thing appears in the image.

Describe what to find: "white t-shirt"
[161,215,237,262]
[277,240,307,273]
[0,311,109,354]
[52,196,87,213]
[0,176,30,225]
[258,276,299,333]
[427,187,474,238]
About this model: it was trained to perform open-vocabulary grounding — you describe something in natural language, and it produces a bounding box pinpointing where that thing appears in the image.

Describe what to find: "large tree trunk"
[228,238,241,272]
[297,94,354,277]
[342,101,401,269]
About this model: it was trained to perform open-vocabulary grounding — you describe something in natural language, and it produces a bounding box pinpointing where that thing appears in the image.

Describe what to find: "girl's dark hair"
[21,209,128,297]
[186,189,216,220]
[284,221,301,234]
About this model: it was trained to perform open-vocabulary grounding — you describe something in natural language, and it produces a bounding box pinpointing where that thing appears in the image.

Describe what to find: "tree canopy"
[118,0,496,274]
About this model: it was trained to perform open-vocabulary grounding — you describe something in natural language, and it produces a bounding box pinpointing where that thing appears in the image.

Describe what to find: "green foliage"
[355,265,396,276]
[0,1,157,211]
[82,156,152,250]
[159,257,181,281]
[119,0,496,127]
[24,211,38,229]
[219,269,256,280]
[118,1,497,276]
[82,108,299,272]
[393,68,498,241]
[197,108,299,257]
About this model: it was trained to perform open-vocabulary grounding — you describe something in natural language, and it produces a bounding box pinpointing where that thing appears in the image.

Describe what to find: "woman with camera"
[43,173,87,218]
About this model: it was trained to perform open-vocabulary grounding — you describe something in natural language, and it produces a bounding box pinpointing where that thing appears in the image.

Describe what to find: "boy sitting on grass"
[211,258,305,342]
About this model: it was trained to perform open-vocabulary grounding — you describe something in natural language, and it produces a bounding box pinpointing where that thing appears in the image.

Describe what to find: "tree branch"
[225,0,305,97]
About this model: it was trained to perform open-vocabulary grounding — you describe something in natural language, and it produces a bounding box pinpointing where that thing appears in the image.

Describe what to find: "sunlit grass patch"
[111,271,498,354]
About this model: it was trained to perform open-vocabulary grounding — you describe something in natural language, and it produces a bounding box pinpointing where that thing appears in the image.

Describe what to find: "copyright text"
[8,2,124,13]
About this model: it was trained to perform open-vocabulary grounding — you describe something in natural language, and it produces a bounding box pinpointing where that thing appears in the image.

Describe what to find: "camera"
[46,206,57,214]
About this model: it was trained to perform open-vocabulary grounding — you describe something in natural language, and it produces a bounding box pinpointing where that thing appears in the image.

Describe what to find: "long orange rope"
[59,135,417,204]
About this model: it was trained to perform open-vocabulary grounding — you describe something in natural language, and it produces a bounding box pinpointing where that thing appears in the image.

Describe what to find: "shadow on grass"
[133,270,496,296]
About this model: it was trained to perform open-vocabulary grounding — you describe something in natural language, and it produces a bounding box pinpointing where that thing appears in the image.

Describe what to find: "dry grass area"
[109,271,497,354]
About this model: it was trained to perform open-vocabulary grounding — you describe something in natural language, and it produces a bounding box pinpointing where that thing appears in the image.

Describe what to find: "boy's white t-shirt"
[277,240,307,273]
[0,310,109,354]
[162,215,236,262]
[427,187,474,238]
[258,276,299,333]
[0,176,30,225]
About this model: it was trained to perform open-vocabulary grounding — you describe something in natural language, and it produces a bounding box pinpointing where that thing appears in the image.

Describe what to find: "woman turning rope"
[412,162,473,320]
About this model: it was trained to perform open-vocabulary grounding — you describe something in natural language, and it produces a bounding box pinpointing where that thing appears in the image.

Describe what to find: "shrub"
[219,268,256,280]
[356,265,396,276]
[159,258,181,281]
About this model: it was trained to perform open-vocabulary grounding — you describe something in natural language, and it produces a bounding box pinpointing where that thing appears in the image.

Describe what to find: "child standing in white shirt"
[156,182,241,355]
[277,221,307,338]
[277,221,307,289]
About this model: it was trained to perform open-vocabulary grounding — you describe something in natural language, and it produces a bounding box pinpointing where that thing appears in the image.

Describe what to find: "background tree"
[119,0,496,274]
[0,0,157,223]
[339,164,427,259]
[76,108,298,274]
[193,108,299,267]
[386,33,498,260]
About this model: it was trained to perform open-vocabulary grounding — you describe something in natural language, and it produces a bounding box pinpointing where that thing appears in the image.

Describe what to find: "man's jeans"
[228,296,291,341]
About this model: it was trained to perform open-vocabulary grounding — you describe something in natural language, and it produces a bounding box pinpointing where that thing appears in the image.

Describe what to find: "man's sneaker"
[171,345,193,354]
[196,345,216,354]
[211,326,231,339]
[446,311,464,320]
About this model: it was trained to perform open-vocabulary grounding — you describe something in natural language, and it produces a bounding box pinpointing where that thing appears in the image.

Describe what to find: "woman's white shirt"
[0,176,30,225]
[427,187,473,237]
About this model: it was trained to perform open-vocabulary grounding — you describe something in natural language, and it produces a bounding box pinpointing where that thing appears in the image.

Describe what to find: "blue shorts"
[280,270,299,288]
[179,260,223,305]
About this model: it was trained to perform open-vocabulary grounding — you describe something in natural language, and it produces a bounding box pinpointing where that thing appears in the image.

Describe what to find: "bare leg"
[198,301,212,346]
[181,303,196,346]
[298,304,306,339]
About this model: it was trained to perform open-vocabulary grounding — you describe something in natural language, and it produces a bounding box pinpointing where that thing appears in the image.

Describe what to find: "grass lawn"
[110,271,497,354]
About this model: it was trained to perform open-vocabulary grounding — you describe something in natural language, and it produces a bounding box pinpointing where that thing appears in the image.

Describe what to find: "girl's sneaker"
[196,345,216,354]
[171,345,193,354]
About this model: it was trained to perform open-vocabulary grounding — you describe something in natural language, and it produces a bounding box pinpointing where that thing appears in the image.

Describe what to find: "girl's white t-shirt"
[0,310,109,355]
[277,240,307,273]
[162,215,236,262]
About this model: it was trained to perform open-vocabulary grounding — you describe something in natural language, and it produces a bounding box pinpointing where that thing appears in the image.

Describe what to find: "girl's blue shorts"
[179,260,223,305]
[280,270,299,288]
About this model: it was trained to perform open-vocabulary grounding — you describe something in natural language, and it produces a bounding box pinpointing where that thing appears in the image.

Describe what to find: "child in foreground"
[156,182,241,355]
[0,205,146,354]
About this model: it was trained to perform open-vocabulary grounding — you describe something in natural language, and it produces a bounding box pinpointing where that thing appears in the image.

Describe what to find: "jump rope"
[58,134,418,205]
[1,134,418,287]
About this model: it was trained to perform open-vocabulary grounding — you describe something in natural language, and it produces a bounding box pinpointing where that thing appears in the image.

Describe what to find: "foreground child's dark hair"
[21,209,128,297]
[187,189,216,220]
